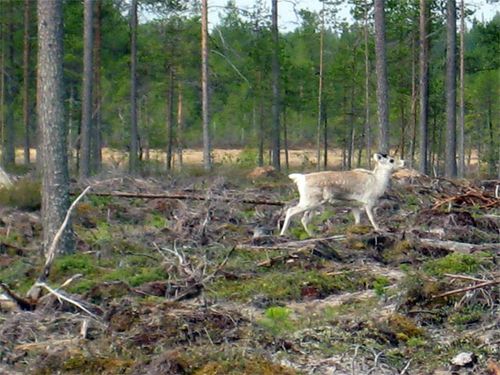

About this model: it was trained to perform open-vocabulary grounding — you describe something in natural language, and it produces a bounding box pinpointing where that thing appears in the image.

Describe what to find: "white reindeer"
[280,153,404,236]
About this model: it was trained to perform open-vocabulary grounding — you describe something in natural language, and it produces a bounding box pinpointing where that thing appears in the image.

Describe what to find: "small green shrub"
[373,276,390,296]
[0,179,41,210]
[258,306,296,336]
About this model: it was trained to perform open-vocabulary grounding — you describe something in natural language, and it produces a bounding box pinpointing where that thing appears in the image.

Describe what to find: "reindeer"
[280,153,405,236]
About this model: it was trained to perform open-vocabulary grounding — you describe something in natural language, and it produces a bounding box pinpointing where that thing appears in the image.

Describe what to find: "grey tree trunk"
[364,0,371,168]
[419,0,430,175]
[23,0,31,165]
[283,106,289,171]
[176,80,184,169]
[166,66,175,171]
[129,0,139,173]
[201,0,211,171]
[3,0,15,167]
[445,0,457,178]
[37,0,73,254]
[80,0,93,179]
[271,0,281,170]
[91,0,102,172]
[374,0,389,154]
[316,8,324,171]
[458,0,465,177]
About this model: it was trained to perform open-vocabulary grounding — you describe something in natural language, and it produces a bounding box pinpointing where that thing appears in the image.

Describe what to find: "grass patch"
[0,179,41,210]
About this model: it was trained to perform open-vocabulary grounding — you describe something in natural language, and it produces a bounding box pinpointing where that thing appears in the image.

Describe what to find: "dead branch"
[432,279,500,299]
[444,273,489,283]
[418,238,499,254]
[27,186,91,301]
[0,283,36,311]
[72,190,285,206]
[236,235,346,251]
[35,282,102,320]
[433,187,500,210]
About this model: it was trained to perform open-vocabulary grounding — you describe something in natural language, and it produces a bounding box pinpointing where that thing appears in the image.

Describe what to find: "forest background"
[0,0,498,178]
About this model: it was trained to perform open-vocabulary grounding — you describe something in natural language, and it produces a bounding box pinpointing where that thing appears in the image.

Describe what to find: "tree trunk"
[323,108,328,169]
[176,80,184,169]
[283,106,289,171]
[80,0,93,179]
[3,0,15,167]
[374,0,389,154]
[258,76,264,167]
[37,0,73,254]
[129,0,139,173]
[364,0,371,168]
[419,0,430,175]
[316,7,324,171]
[201,0,211,171]
[409,34,417,166]
[91,0,102,172]
[458,0,465,177]
[23,0,31,165]
[166,66,175,170]
[271,0,281,170]
[445,0,457,178]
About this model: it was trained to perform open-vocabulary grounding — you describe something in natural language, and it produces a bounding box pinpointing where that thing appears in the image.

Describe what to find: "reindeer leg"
[365,205,380,231]
[280,205,310,236]
[301,210,315,236]
[352,208,361,225]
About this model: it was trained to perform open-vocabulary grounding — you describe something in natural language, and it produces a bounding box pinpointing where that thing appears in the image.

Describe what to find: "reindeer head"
[373,153,405,171]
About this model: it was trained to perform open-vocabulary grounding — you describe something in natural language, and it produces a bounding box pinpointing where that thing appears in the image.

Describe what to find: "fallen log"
[417,238,499,254]
[72,190,285,206]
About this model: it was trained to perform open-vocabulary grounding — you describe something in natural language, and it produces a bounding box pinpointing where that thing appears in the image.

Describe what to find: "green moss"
[52,253,98,280]
[209,270,370,303]
[448,306,484,326]
[0,179,41,210]
[423,253,487,277]
[103,266,167,287]
[0,258,35,293]
[62,354,133,374]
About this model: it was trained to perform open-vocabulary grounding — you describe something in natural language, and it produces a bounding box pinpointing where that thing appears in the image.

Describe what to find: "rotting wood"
[71,190,285,206]
[417,238,499,254]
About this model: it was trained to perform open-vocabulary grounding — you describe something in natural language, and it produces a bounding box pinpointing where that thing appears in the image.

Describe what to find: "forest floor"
[0,164,498,374]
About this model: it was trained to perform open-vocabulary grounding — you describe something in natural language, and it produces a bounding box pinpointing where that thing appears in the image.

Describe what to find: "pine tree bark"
[23,0,31,165]
[166,66,175,170]
[3,0,15,167]
[419,0,430,175]
[80,0,93,179]
[373,0,389,154]
[129,0,139,173]
[271,0,281,170]
[37,0,73,254]
[316,7,324,171]
[364,0,371,168]
[91,0,102,172]
[201,0,211,171]
[458,0,465,177]
[176,80,184,169]
[445,0,457,178]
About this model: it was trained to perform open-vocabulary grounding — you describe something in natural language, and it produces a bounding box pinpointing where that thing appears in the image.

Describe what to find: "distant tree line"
[0,0,498,178]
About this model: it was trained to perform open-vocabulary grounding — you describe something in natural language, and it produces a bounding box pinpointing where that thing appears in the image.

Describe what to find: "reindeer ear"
[373,153,381,162]
[398,160,405,168]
